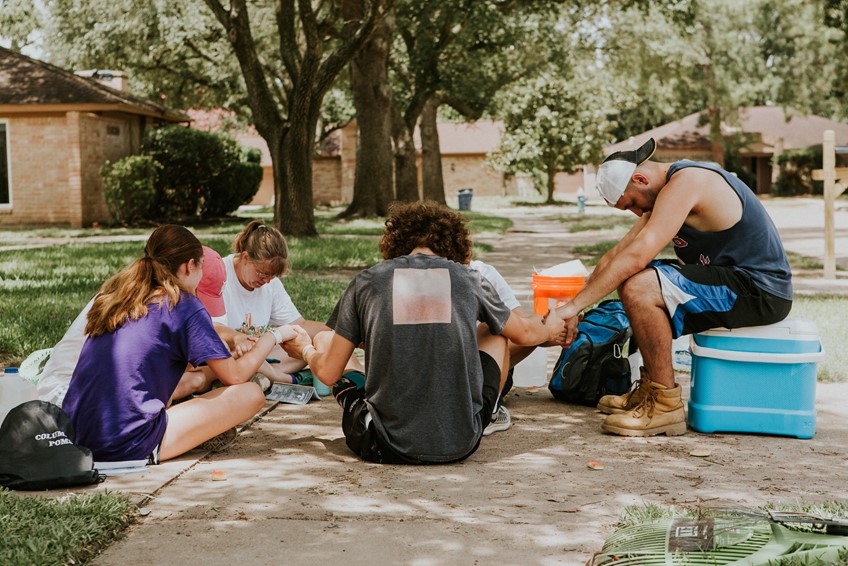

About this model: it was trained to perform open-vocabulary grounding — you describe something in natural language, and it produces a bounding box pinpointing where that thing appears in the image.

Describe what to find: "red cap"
[197,246,226,317]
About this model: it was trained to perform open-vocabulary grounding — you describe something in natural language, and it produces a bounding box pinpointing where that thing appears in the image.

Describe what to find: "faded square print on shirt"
[392,268,452,325]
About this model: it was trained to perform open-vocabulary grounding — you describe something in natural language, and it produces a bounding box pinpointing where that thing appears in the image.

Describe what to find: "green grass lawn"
[0,239,372,364]
[790,294,847,382]
[0,209,509,366]
[0,206,510,241]
[0,488,135,565]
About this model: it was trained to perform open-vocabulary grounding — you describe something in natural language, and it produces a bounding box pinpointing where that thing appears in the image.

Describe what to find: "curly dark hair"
[379,201,472,264]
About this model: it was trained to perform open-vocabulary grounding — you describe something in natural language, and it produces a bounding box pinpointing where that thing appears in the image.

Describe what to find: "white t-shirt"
[37,298,94,406]
[469,260,521,311]
[220,254,302,329]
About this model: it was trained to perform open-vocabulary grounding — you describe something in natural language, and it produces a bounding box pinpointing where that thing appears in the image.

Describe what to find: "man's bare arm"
[591,213,650,278]
[557,183,700,320]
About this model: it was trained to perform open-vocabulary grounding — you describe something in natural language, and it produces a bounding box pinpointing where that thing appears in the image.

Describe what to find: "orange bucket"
[531,273,586,315]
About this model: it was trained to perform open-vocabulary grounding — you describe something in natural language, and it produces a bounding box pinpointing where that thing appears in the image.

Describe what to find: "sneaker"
[483,405,511,436]
[250,373,272,392]
[198,427,238,452]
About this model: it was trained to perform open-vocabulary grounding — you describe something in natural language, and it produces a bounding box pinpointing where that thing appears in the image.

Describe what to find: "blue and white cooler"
[687,319,824,439]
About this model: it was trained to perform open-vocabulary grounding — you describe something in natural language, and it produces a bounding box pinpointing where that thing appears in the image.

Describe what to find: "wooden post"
[812,132,847,278]
[823,130,836,279]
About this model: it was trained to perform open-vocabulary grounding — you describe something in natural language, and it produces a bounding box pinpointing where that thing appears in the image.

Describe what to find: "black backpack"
[0,400,103,490]
[548,300,633,406]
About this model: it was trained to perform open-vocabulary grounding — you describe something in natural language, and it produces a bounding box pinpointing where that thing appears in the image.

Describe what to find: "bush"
[141,127,258,221]
[100,156,160,225]
[772,146,824,196]
[204,147,263,217]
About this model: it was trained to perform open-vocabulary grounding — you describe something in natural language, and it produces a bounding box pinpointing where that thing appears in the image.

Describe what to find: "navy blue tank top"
[669,160,793,300]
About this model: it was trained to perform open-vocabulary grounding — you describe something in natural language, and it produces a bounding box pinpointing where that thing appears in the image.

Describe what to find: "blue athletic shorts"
[649,260,792,339]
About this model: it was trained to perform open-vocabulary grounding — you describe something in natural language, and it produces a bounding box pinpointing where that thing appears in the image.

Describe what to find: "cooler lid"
[694,318,819,341]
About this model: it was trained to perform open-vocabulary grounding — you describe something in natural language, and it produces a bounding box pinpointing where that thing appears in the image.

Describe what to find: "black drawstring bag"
[0,400,103,490]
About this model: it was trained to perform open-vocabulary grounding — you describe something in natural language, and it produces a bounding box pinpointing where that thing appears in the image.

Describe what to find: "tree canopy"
[41,0,389,235]
[6,0,848,218]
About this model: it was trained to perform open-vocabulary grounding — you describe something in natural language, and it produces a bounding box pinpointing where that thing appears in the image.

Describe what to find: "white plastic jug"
[0,368,38,426]
[672,335,692,371]
[628,350,643,383]
[512,347,549,388]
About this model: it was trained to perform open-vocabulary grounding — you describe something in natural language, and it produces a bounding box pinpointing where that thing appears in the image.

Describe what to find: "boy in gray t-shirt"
[283,202,564,464]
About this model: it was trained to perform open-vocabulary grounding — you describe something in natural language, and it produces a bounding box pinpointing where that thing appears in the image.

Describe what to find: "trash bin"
[458,188,473,211]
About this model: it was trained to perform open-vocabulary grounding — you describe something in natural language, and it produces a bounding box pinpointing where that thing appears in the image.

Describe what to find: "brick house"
[600,106,848,195]
[0,47,186,227]
[236,119,533,207]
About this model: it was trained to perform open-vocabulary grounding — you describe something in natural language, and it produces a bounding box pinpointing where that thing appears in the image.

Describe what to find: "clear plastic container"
[512,348,549,388]
[1,367,39,426]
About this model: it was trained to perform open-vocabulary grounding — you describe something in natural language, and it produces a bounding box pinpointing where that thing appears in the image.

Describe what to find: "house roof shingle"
[606,106,848,156]
[0,46,186,122]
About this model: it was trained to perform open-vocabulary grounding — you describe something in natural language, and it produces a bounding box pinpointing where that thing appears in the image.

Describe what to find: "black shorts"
[335,352,502,465]
[650,260,792,338]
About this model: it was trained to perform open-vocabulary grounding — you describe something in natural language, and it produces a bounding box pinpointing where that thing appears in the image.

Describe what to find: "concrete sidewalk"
[44,199,848,565]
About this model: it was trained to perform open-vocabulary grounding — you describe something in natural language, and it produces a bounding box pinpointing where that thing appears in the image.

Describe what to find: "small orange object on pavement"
[211,470,227,481]
[587,460,605,470]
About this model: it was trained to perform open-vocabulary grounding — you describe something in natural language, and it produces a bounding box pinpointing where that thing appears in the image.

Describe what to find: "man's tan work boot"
[597,367,656,414]
[600,382,686,437]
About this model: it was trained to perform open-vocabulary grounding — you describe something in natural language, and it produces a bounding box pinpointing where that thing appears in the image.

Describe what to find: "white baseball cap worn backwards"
[596,137,656,205]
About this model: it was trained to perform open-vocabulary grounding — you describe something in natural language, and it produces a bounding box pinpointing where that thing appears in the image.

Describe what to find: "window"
[0,123,9,206]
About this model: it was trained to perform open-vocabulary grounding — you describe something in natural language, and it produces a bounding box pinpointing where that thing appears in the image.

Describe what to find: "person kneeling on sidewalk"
[554,138,792,437]
[283,202,564,464]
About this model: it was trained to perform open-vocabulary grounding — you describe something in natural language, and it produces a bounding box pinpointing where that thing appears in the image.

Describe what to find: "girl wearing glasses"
[218,220,335,379]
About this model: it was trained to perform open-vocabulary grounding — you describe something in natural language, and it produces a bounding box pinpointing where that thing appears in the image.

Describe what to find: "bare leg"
[618,269,674,388]
[508,343,535,368]
[313,330,365,377]
[477,324,509,394]
[159,382,266,461]
[255,360,288,382]
[169,366,218,406]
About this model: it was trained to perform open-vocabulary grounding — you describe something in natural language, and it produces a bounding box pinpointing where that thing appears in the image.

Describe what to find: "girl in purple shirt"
[62,225,295,462]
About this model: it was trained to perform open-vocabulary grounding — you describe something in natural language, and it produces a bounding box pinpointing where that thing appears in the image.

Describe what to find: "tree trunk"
[707,107,725,168]
[274,103,318,237]
[703,54,725,168]
[420,96,446,205]
[203,0,388,236]
[546,158,557,204]
[393,121,420,202]
[341,8,395,218]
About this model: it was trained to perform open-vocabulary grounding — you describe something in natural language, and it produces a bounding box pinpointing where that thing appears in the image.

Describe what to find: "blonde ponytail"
[86,225,203,337]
